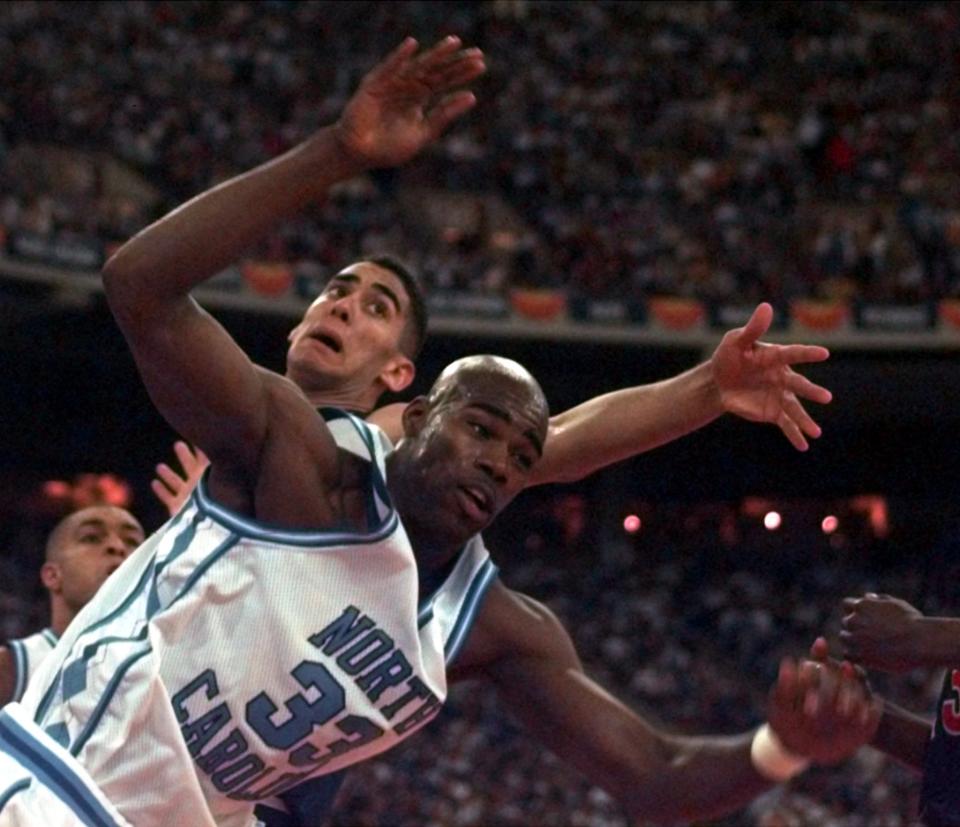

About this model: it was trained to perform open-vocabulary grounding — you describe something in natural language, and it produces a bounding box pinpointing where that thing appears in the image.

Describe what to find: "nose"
[106,535,130,559]
[474,445,509,485]
[328,293,352,322]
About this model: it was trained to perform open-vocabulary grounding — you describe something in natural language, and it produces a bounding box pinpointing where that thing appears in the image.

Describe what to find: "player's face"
[286,262,412,400]
[403,378,547,545]
[53,507,144,611]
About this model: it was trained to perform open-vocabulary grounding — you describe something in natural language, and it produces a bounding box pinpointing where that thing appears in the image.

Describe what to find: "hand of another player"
[334,36,486,169]
[767,654,881,765]
[151,441,210,517]
[710,303,832,451]
[839,593,926,673]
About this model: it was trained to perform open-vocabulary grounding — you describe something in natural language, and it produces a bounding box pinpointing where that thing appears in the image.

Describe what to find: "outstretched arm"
[526,303,832,486]
[454,583,878,825]
[840,593,960,673]
[103,38,484,473]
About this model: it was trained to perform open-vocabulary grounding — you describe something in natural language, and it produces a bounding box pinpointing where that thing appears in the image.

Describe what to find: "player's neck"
[48,600,74,637]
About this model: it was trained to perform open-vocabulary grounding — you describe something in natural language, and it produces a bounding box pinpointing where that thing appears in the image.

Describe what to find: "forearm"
[529,361,723,485]
[916,617,960,668]
[103,127,365,310]
[870,700,931,771]
[619,730,774,824]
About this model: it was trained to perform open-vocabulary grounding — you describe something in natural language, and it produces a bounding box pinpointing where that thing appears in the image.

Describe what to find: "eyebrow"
[468,402,544,456]
[330,273,403,316]
[74,519,142,536]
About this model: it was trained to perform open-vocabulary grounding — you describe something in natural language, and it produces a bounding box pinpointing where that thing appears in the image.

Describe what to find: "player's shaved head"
[45,506,143,563]
[428,355,549,439]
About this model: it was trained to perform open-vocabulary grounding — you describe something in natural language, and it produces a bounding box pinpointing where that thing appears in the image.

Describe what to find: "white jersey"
[15,410,498,827]
[6,628,58,702]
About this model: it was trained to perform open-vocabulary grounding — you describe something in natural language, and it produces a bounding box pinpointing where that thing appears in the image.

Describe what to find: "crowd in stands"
[2,1,960,307]
[2,487,953,825]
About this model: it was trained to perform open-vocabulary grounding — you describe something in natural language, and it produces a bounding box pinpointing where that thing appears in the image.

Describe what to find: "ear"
[377,354,415,394]
[40,562,62,595]
[401,397,430,438]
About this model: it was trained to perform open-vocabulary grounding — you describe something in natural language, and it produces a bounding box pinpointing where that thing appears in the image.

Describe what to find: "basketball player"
[2,351,878,827]
[0,505,144,706]
[811,594,960,826]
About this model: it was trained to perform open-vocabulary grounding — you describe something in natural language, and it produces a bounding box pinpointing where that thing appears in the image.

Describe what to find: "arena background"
[2,1,960,824]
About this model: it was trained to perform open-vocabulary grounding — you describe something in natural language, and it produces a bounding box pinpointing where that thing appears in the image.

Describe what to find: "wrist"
[693,359,725,421]
[750,723,810,782]
[296,127,370,187]
[920,616,960,668]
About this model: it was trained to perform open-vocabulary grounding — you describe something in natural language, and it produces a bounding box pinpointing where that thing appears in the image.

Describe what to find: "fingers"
[841,597,858,614]
[154,462,184,492]
[413,35,467,71]
[777,408,809,452]
[809,636,830,661]
[365,37,420,85]
[783,370,832,405]
[737,303,774,348]
[431,51,487,93]
[771,657,799,708]
[173,440,196,470]
[761,343,831,367]
[426,91,478,140]
[150,478,174,508]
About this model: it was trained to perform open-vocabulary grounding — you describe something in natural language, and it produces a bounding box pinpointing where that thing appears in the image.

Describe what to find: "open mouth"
[310,332,343,353]
[457,485,492,522]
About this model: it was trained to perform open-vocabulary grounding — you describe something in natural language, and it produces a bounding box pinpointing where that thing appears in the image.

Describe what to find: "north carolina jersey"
[16,410,498,827]
[921,668,960,825]
[5,628,58,702]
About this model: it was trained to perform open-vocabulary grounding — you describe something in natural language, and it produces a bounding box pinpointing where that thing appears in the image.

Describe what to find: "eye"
[326,284,346,298]
[469,421,491,439]
[512,452,534,472]
[366,299,389,318]
[79,533,101,544]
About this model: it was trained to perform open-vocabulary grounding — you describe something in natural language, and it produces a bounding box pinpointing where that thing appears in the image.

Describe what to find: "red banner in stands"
[790,300,849,331]
[242,261,293,297]
[648,297,704,330]
[939,300,960,330]
[509,288,567,321]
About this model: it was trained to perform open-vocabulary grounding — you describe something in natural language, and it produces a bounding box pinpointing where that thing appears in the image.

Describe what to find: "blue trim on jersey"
[0,710,122,827]
[0,777,31,812]
[41,629,59,648]
[417,607,434,629]
[194,466,399,548]
[9,638,27,702]
[168,534,240,608]
[70,645,152,757]
[444,561,499,666]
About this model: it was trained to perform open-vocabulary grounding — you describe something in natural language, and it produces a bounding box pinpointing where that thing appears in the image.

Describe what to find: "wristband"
[750,723,810,782]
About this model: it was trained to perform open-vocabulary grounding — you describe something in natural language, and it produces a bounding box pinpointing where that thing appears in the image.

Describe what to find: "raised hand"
[840,593,926,673]
[767,655,881,765]
[710,303,832,451]
[151,441,210,517]
[334,36,486,169]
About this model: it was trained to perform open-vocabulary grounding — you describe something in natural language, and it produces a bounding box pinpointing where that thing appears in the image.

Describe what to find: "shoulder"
[449,580,579,681]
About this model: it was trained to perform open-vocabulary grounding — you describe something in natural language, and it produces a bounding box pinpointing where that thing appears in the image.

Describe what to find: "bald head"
[428,355,549,438]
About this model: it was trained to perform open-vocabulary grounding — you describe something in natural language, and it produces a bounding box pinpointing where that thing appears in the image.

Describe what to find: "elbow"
[102,251,162,330]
